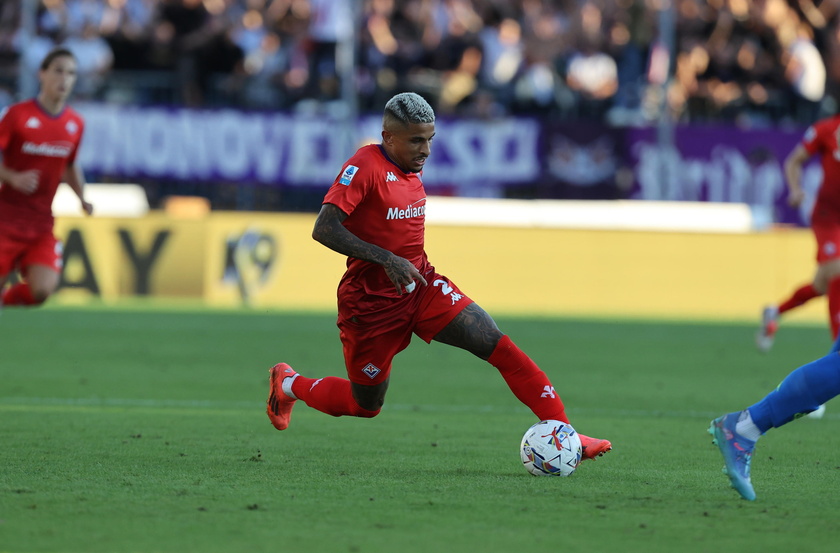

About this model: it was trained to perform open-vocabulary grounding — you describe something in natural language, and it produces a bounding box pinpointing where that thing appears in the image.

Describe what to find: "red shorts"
[812,223,840,263]
[0,226,63,278]
[337,272,472,385]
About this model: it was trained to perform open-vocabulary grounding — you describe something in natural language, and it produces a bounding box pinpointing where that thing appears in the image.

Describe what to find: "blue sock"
[748,352,840,432]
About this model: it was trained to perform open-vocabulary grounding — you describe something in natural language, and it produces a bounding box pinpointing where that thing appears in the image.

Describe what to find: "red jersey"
[802,115,840,225]
[323,144,431,299]
[0,99,84,234]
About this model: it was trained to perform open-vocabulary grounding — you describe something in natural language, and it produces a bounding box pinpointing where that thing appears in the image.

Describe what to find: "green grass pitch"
[1,305,838,553]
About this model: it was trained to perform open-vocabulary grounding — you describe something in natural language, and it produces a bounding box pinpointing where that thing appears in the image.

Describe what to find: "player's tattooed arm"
[312,203,427,293]
[312,203,386,263]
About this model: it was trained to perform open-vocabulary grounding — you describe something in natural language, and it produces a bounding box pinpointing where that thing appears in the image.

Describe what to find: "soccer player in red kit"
[0,48,92,308]
[757,116,840,352]
[267,92,612,462]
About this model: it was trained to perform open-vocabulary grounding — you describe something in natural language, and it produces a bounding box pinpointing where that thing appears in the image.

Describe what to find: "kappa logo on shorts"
[362,363,381,379]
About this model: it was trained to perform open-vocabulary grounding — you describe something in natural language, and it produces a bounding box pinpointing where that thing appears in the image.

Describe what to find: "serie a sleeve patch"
[339,165,359,186]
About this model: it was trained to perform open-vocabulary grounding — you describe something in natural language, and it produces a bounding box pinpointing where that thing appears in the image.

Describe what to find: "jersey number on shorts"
[433,279,463,305]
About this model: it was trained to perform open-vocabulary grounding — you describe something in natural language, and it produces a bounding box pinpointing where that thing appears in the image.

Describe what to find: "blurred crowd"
[0,0,839,126]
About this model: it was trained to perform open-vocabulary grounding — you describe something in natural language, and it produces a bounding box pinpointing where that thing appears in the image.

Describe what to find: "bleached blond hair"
[383,92,435,130]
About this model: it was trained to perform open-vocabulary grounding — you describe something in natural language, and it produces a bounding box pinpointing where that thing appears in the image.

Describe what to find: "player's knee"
[29,287,52,305]
[350,380,388,414]
[350,399,381,418]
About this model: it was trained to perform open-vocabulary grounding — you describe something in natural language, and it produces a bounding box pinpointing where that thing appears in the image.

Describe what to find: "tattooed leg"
[433,302,504,360]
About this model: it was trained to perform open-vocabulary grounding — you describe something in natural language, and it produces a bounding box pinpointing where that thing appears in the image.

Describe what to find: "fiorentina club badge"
[362,363,380,379]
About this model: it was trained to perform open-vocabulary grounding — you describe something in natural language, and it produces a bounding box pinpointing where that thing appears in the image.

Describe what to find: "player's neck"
[36,93,66,116]
[379,144,412,174]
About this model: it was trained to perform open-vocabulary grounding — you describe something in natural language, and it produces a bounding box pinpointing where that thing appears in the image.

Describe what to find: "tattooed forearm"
[313,203,426,293]
[312,204,392,265]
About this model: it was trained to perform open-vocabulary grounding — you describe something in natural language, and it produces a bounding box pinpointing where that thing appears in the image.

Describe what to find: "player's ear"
[381,130,392,145]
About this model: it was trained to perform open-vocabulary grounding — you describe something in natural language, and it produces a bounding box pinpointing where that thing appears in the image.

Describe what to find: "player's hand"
[9,170,39,194]
[80,200,93,215]
[787,188,805,207]
[384,255,428,295]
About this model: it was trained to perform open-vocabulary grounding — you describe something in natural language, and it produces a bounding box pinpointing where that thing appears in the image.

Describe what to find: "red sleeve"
[802,120,831,156]
[0,105,16,152]
[323,157,374,216]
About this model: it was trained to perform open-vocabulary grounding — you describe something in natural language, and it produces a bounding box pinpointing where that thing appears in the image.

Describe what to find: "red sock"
[828,278,840,339]
[488,335,568,423]
[290,375,380,418]
[2,283,39,306]
[778,283,821,314]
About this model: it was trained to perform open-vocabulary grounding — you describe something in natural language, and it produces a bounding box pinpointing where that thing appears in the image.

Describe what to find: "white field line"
[1,396,836,420]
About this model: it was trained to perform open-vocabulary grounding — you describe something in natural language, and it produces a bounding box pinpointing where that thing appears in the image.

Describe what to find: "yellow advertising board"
[200,212,344,309]
[52,212,821,322]
[53,212,346,310]
[54,214,207,301]
[425,225,819,321]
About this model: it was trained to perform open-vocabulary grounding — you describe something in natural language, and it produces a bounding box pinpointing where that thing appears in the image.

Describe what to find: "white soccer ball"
[520,420,582,477]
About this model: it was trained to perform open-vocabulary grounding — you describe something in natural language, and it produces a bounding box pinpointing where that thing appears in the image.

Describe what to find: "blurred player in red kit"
[266,92,612,462]
[0,48,92,308]
[757,116,840,351]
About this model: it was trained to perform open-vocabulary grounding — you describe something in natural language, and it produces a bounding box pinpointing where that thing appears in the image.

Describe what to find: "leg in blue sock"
[710,349,840,500]
[748,352,840,432]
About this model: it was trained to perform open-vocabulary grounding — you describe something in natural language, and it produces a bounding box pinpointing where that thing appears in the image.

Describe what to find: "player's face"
[39,55,77,103]
[382,122,435,173]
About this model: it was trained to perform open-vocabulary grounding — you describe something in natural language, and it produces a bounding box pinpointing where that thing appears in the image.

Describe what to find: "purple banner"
[76,103,818,226]
[76,104,542,195]
[625,125,812,226]
[538,123,629,200]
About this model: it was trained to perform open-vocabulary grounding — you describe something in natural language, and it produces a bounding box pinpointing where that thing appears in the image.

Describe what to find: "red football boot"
[267,363,298,430]
[579,434,612,461]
